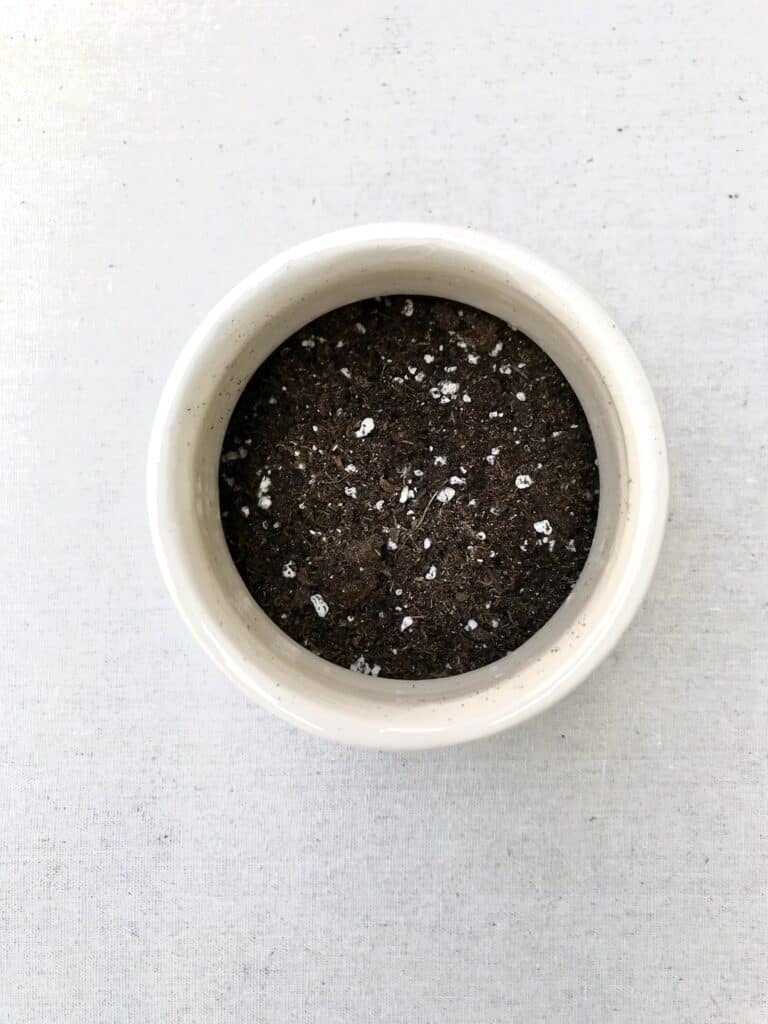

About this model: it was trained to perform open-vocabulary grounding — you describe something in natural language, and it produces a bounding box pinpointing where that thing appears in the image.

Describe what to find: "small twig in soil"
[410,483,447,534]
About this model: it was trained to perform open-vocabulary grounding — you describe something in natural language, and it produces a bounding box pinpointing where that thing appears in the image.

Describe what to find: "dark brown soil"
[219,296,599,680]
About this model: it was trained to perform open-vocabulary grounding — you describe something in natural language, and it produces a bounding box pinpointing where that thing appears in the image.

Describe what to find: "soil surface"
[219,296,599,680]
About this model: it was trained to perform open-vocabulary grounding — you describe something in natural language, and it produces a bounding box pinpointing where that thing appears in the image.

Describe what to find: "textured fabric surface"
[1,2,766,1020]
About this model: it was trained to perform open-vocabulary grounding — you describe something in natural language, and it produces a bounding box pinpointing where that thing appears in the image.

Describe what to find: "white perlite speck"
[344,485,358,498]
[282,561,297,579]
[374,499,385,511]
[490,341,503,357]
[355,417,375,438]
[534,519,553,536]
[467,353,479,364]
[425,565,437,580]
[350,655,380,676]
[423,537,431,549]
[257,494,272,510]
[516,391,526,401]
[399,485,415,504]
[386,539,398,550]
[465,618,478,631]
[436,486,456,503]
[400,615,414,632]
[354,322,366,334]
[431,380,461,403]
[310,594,329,618]
[340,367,351,379]
[402,298,414,317]
[239,505,250,517]
[433,455,447,466]
[345,463,357,473]
[423,353,434,363]
[515,474,533,489]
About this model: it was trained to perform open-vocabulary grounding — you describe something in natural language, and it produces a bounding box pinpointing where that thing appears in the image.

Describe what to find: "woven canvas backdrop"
[1,2,766,1020]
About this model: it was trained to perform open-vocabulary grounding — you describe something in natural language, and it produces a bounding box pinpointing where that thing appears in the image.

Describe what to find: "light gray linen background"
[2,1,766,1021]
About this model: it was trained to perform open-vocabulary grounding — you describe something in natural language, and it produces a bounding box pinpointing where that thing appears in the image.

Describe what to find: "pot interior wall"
[177,246,627,704]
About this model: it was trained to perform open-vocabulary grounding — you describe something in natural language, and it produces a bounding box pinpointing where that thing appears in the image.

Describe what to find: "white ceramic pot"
[147,224,668,750]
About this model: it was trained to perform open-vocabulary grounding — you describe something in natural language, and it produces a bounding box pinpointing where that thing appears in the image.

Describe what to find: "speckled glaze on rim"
[147,224,668,750]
